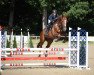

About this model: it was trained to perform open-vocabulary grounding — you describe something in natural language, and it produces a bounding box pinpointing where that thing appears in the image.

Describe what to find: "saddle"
[47,18,58,30]
[45,18,58,35]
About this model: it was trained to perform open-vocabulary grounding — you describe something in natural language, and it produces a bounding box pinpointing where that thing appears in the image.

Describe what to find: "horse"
[37,15,67,57]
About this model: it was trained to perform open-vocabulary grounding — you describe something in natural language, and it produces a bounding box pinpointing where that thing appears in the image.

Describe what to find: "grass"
[31,38,68,48]
[88,41,94,44]
[31,38,94,47]
[32,39,68,44]
[0,71,1,75]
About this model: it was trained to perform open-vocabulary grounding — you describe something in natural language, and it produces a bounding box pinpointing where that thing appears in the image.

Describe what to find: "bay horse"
[37,15,67,57]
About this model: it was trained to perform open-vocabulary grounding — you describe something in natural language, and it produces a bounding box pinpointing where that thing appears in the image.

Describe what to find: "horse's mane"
[56,15,62,21]
[53,15,62,25]
[53,15,67,24]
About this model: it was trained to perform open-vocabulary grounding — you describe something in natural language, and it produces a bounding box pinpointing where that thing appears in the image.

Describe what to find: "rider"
[47,9,58,31]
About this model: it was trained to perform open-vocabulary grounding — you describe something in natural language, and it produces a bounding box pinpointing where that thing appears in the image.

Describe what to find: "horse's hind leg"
[63,32,67,43]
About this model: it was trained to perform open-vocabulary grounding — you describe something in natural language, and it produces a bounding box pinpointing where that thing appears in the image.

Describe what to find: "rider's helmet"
[52,9,57,16]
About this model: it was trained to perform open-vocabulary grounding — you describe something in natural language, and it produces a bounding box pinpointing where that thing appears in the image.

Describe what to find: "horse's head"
[59,15,67,32]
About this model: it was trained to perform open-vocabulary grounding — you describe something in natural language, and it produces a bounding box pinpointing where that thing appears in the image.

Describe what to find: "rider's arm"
[48,14,52,24]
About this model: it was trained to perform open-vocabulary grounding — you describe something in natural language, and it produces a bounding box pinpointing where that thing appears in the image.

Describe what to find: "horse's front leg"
[45,39,53,57]
[63,32,67,43]
[37,41,45,57]
[37,42,42,48]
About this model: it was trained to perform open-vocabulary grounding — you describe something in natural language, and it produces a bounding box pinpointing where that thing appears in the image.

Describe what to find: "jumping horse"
[37,15,67,57]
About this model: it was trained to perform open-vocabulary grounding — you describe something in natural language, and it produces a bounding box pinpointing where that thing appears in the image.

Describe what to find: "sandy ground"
[1,41,94,75]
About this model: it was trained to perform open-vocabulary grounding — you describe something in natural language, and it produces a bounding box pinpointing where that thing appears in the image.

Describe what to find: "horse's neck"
[51,22,61,34]
[54,19,61,28]
[48,17,62,33]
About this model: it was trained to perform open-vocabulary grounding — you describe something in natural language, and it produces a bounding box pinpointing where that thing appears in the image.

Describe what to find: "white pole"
[68,27,72,67]
[4,63,69,66]
[20,29,23,48]
[2,52,65,55]
[77,27,80,68]
[86,32,88,69]
[22,35,24,48]
[0,31,2,71]
[1,48,77,51]
[36,36,37,47]
[27,29,30,48]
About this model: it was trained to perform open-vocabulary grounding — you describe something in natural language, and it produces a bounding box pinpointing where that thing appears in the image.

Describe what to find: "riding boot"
[45,25,50,35]
[45,26,49,35]
[47,25,50,31]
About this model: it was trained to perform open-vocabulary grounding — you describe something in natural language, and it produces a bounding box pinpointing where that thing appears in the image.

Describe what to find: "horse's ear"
[58,15,63,19]
[62,15,67,20]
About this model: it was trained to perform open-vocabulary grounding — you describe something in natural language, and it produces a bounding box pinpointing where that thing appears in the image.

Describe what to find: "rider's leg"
[47,23,51,32]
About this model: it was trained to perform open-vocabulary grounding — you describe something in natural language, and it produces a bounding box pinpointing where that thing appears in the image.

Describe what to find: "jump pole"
[1,52,65,55]
[1,48,77,51]
[1,57,67,61]
[4,63,69,66]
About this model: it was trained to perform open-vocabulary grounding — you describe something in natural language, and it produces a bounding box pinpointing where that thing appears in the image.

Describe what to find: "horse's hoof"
[45,54,48,57]
[63,40,67,43]
[38,55,41,57]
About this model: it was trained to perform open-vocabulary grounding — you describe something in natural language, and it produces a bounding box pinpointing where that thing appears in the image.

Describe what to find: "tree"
[8,0,15,30]
[0,0,94,35]
[66,2,90,20]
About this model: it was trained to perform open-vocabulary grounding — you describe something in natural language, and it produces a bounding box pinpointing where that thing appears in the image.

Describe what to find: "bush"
[13,36,17,48]
[28,36,34,48]
[6,39,10,48]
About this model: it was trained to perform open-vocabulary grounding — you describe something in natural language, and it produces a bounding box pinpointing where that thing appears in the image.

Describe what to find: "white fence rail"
[2,35,94,48]
[7,35,94,42]
[30,36,94,41]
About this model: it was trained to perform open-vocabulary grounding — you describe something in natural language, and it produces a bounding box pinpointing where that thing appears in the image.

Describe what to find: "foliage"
[0,0,94,35]
[6,39,10,48]
[66,2,90,20]
[28,36,34,48]
[13,36,17,48]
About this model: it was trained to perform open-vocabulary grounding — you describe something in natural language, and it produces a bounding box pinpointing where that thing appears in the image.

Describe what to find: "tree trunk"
[8,0,15,30]
[42,8,47,30]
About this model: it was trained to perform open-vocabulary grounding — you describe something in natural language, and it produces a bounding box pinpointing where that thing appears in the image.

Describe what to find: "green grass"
[0,71,1,75]
[31,38,68,46]
[88,41,94,44]
[31,38,94,47]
